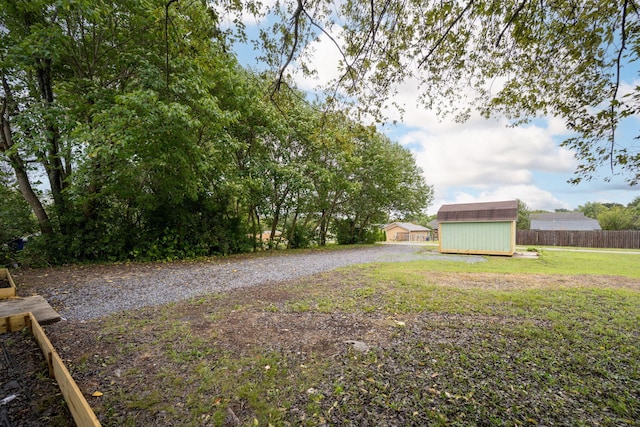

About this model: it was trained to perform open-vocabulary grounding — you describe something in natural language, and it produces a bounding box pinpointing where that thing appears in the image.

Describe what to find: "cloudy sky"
[236,21,639,215]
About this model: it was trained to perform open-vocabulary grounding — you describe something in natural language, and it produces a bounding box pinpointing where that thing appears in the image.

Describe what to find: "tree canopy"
[579,199,640,229]
[263,0,640,186]
[0,0,433,265]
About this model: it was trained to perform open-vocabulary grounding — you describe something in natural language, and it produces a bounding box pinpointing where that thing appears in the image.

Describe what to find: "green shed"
[437,200,519,256]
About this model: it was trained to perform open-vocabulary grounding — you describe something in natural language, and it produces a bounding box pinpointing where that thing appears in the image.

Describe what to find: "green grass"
[410,247,640,277]
[83,249,639,426]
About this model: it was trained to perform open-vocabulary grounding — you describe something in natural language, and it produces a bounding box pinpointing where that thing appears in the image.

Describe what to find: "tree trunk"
[0,83,52,235]
[35,59,67,209]
[287,189,301,248]
[248,207,258,252]
[10,153,53,235]
[270,206,279,249]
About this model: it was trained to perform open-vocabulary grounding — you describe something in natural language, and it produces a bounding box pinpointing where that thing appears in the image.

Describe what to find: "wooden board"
[1,312,101,426]
[0,268,17,298]
[0,295,61,324]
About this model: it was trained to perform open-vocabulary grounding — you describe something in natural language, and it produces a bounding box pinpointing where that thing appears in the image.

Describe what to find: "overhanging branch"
[610,0,629,172]
[273,0,305,96]
[495,0,529,47]
[417,0,474,69]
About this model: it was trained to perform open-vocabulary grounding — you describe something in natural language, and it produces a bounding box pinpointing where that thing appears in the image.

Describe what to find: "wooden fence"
[516,230,640,249]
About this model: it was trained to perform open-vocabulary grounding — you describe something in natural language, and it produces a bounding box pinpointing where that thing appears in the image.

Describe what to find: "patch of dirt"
[0,278,9,288]
[0,331,74,426]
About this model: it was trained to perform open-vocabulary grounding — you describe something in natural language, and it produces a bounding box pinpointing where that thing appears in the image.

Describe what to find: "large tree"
[263,0,640,186]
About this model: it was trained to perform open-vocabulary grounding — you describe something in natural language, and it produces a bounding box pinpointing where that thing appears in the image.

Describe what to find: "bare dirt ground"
[6,260,640,426]
[0,331,74,426]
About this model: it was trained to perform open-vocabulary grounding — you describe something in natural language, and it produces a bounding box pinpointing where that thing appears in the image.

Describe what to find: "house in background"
[437,200,519,256]
[530,212,601,231]
[384,222,431,242]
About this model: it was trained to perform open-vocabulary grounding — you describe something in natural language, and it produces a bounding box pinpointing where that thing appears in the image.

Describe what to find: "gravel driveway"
[21,244,484,321]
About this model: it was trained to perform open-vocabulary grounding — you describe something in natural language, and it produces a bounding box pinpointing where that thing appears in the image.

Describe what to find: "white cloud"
[281,24,636,215]
[405,116,576,180]
[292,31,344,92]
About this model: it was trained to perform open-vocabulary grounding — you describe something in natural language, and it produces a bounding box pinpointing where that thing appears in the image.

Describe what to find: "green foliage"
[263,0,640,185]
[576,200,640,230]
[333,219,384,245]
[597,206,637,230]
[0,0,435,265]
[516,199,531,230]
[287,225,314,249]
[29,195,252,264]
[580,200,639,230]
[0,175,37,266]
[579,202,608,219]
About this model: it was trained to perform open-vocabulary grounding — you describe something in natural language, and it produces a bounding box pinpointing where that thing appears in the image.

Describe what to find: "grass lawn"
[53,248,639,426]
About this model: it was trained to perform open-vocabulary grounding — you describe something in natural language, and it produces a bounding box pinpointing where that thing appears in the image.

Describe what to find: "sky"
[233,15,639,216]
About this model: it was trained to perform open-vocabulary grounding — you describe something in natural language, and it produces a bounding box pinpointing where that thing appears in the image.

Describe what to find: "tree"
[579,202,608,219]
[263,0,640,186]
[0,0,253,261]
[598,206,636,230]
[628,197,640,229]
[516,200,531,230]
[336,128,433,244]
[1,0,439,263]
[0,0,66,235]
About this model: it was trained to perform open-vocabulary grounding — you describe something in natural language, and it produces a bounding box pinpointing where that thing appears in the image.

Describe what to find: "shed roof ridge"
[437,200,518,222]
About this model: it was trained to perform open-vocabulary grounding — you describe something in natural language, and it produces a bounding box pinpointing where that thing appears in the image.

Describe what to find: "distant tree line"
[578,199,640,231]
[516,198,640,231]
[0,0,432,266]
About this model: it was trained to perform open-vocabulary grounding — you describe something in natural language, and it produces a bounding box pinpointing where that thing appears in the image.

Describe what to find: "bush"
[26,194,253,264]
[287,225,314,249]
[333,219,384,245]
[0,184,37,267]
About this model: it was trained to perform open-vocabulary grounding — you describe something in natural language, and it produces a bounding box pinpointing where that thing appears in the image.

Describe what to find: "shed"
[437,200,519,256]
[383,222,430,242]
[530,212,601,231]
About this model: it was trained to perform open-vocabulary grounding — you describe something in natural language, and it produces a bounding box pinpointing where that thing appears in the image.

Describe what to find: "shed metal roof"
[530,212,601,230]
[437,200,519,222]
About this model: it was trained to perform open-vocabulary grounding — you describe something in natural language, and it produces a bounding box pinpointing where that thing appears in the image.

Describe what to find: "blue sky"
[233,16,639,216]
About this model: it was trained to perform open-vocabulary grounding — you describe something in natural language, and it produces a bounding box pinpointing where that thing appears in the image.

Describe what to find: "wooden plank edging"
[0,268,17,298]
[1,312,101,427]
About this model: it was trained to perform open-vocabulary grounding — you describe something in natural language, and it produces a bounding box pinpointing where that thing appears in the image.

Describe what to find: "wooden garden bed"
[1,312,101,426]
[0,268,16,299]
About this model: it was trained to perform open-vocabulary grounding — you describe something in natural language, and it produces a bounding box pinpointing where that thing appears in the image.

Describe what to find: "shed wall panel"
[439,221,515,255]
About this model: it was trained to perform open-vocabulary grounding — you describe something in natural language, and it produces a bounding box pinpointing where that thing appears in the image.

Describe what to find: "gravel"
[44,244,485,321]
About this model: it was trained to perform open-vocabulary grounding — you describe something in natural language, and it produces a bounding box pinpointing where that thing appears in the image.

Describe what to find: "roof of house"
[384,222,430,232]
[437,200,519,222]
[530,212,601,230]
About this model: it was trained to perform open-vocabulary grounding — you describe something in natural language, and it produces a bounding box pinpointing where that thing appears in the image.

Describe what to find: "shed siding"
[439,221,515,255]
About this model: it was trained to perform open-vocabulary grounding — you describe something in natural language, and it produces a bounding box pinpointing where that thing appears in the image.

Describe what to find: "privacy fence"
[516,230,640,249]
